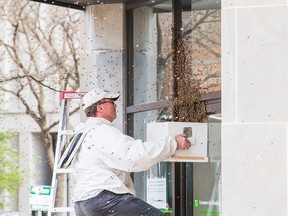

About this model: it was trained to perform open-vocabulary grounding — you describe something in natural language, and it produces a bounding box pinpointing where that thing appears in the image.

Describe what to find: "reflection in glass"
[189,115,221,216]
[186,8,221,93]
[132,1,173,105]
[131,1,221,103]
[132,110,174,214]
[185,1,222,215]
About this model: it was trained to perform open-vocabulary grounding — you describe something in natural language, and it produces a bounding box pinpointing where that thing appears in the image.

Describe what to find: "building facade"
[222,1,288,215]
[3,0,288,215]
[78,0,288,215]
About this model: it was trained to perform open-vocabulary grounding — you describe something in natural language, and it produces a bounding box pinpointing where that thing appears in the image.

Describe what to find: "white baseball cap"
[82,88,120,110]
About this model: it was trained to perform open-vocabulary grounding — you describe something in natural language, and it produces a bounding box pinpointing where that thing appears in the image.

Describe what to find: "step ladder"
[47,91,86,216]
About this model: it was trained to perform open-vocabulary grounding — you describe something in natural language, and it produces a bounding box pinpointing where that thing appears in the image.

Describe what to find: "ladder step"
[56,168,74,173]
[61,91,86,100]
[51,207,75,212]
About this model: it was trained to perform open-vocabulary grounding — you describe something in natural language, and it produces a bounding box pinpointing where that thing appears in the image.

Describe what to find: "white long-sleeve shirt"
[72,117,177,202]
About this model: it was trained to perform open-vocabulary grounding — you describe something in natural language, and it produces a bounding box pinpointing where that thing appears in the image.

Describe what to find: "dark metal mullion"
[126,91,222,114]
[29,0,85,10]
[175,162,187,216]
[126,10,134,108]
[122,4,128,134]
[172,0,189,215]
[126,0,169,10]
[126,100,171,114]
[125,9,134,137]
[186,163,194,216]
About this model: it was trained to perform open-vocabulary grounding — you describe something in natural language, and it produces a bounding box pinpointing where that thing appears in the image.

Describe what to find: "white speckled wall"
[79,4,125,131]
[222,0,288,215]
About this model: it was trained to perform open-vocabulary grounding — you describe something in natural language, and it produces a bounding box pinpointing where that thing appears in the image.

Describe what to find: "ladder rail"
[48,99,69,216]
[47,91,86,216]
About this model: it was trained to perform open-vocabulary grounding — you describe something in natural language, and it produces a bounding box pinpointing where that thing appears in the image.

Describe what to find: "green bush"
[0,132,22,209]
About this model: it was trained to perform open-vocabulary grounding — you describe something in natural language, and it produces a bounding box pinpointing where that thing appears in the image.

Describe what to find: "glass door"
[126,0,221,215]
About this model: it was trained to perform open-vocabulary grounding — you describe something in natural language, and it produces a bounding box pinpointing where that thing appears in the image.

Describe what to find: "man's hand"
[175,134,191,150]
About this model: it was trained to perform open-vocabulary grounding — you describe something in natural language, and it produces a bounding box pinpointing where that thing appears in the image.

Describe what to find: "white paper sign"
[146,178,167,209]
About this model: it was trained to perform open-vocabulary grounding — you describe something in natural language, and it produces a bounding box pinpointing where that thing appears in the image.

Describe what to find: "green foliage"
[0,132,22,209]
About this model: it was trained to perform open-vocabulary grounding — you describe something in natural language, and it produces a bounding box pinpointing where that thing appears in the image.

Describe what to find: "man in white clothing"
[73,88,191,216]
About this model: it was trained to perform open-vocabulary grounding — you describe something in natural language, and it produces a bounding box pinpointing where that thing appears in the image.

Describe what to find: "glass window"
[131,110,174,214]
[187,8,221,94]
[130,0,173,106]
[188,2,221,215]
[127,0,221,215]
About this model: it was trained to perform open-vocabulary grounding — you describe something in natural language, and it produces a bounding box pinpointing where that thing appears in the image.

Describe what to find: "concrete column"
[79,4,125,131]
[222,0,288,215]
[133,6,157,104]
[132,6,158,139]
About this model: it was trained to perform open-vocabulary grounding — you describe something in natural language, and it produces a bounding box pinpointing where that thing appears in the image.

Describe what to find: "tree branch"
[46,106,80,132]
[0,75,61,92]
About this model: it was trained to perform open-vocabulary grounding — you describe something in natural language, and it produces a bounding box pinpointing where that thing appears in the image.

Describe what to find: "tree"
[0,0,80,209]
[0,132,22,209]
[0,0,80,170]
